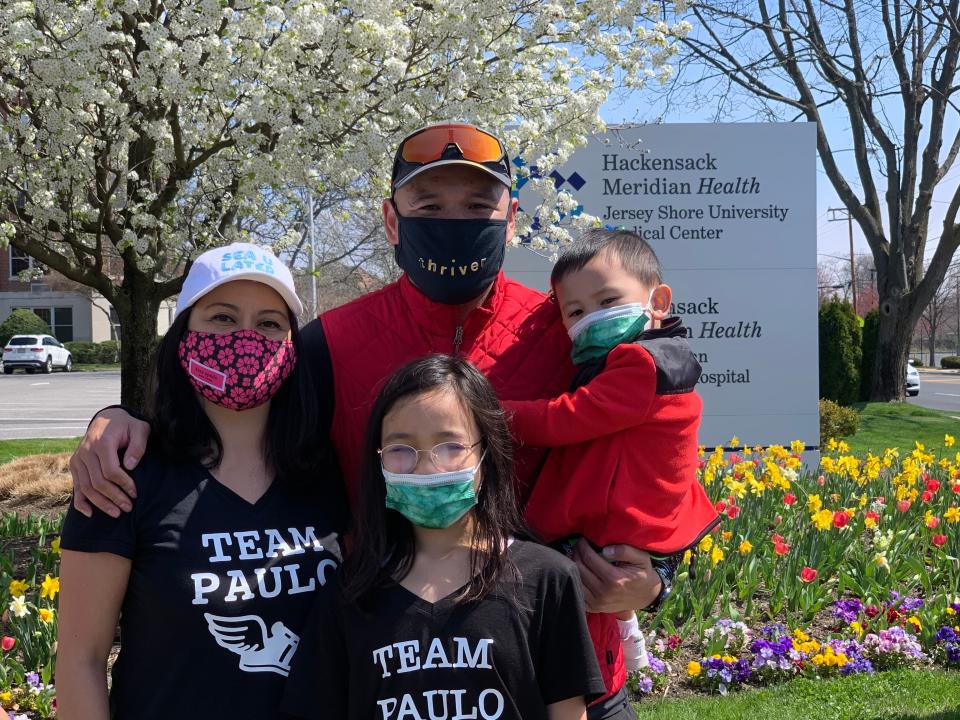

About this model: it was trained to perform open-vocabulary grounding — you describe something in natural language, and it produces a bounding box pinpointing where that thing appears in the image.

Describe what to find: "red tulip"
[897,500,911,513]
[783,493,797,506]
[771,533,785,544]
[922,490,934,503]
[715,500,727,512]
[774,541,790,556]
[865,511,880,523]
[927,516,941,529]
[927,479,941,493]
[933,534,948,547]
[833,511,851,528]
[726,505,741,519]
[800,566,818,582]
[1,636,14,652]
[953,483,960,494]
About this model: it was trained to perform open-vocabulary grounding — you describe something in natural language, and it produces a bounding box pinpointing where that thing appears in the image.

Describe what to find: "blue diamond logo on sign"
[549,170,566,189]
[567,172,586,191]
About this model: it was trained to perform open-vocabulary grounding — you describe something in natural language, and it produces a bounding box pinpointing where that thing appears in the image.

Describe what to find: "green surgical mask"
[568,301,651,365]
[382,456,484,529]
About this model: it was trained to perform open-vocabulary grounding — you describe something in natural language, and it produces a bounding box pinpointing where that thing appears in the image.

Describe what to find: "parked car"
[906,363,920,396]
[2,335,72,374]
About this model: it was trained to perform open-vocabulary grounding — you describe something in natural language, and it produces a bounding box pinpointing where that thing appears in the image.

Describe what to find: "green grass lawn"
[635,669,960,720]
[0,437,79,465]
[845,402,960,454]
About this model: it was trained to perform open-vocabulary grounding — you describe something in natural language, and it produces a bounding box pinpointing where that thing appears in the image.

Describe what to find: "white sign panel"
[505,123,819,449]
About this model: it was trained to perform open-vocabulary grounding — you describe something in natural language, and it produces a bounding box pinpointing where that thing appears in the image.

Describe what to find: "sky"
[597,50,960,274]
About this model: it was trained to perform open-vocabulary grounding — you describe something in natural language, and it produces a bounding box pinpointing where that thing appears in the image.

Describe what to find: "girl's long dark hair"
[342,354,529,605]
[145,307,331,486]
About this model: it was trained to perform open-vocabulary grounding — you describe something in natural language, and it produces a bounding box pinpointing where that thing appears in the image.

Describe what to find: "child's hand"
[572,540,661,614]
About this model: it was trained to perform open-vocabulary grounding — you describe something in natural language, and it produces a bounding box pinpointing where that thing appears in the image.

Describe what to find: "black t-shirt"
[60,453,344,720]
[281,540,605,720]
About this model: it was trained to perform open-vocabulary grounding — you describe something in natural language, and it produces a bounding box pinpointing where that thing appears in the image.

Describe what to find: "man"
[69,122,660,718]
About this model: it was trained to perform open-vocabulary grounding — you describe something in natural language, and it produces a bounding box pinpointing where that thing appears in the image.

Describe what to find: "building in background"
[0,246,173,342]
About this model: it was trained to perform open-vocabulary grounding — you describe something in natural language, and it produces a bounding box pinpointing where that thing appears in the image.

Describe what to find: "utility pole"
[308,191,317,319]
[828,207,858,315]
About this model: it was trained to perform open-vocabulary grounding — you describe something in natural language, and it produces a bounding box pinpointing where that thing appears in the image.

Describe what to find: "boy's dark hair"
[550,228,662,288]
[146,307,335,487]
[342,354,529,606]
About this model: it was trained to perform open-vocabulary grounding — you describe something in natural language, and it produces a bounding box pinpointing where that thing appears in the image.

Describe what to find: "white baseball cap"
[175,243,304,320]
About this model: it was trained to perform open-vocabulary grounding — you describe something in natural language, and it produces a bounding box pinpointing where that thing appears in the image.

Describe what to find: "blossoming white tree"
[0,0,688,406]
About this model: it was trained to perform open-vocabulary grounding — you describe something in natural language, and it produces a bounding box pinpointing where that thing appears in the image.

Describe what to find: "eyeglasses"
[379,440,483,474]
[392,123,511,188]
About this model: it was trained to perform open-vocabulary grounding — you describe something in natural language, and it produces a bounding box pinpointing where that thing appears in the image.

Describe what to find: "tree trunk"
[872,306,912,401]
[930,325,937,368]
[114,276,161,411]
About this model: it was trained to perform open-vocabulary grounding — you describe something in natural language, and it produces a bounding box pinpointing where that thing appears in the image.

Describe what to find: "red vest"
[321,271,627,698]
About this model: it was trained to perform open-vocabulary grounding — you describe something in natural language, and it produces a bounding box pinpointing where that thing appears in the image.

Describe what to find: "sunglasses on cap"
[391,123,512,190]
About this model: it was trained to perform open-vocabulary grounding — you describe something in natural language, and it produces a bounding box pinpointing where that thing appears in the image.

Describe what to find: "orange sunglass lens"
[401,127,503,164]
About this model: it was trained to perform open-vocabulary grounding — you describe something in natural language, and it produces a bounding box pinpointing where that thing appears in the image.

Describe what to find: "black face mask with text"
[394,213,507,305]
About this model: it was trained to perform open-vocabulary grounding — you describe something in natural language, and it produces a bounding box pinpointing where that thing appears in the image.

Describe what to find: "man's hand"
[572,540,661,614]
[69,408,150,518]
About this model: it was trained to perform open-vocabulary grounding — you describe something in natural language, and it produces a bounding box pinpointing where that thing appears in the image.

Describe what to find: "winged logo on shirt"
[203,613,300,676]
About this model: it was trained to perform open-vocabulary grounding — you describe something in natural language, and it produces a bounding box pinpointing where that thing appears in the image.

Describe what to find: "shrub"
[941,356,960,369]
[96,340,120,363]
[63,340,121,365]
[820,398,859,440]
[819,300,862,406]
[859,309,879,401]
[911,358,924,367]
[0,309,52,348]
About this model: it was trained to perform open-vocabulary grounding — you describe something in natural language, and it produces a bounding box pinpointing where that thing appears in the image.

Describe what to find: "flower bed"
[3,436,960,716]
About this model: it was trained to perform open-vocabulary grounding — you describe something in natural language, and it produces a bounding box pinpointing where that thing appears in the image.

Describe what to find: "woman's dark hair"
[145,305,329,485]
[342,354,528,606]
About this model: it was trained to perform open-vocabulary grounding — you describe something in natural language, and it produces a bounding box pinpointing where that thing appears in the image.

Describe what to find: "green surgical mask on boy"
[568,302,651,365]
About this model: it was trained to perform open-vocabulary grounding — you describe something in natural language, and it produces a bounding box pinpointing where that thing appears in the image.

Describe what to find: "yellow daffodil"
[682,549,692,565]
[730,436,740,448]
[687,661,702,677]
[711,545,725,566]
[807,494,823,513]
[874,552,890,570]
[698,535,714,553]
[946,507,960,524]
[8,579,28,598]
[791,440,805,454]
[947,434,957,448]
[812,509,833,531]
[739,539,753,555]
[38,607,54,624]
[51,537,61,555]
[40,574,59,601]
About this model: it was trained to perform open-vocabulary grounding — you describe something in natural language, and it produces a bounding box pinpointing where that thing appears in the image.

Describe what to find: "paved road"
[909,371,960,414]
[0,370,120,440]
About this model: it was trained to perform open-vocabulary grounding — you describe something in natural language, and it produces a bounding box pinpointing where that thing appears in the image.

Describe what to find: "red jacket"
[505,319,720,554]
[321,272,629,700]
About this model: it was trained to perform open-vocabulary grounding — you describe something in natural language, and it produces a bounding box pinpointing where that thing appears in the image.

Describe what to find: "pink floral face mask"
[178,329,297,411]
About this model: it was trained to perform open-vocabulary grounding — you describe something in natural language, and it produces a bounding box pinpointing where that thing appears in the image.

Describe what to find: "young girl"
[280,354,604,720]
[56,243,345,720]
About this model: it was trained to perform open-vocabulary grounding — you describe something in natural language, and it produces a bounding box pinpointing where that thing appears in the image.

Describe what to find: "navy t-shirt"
[281,540,605,720]
[60,453,344,719]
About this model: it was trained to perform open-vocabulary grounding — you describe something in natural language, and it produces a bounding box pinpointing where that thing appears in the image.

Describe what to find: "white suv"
[2,335,72,374]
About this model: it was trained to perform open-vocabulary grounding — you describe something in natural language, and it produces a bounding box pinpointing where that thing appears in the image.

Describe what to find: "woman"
[281,355,604,720]
[56,243,345,719]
